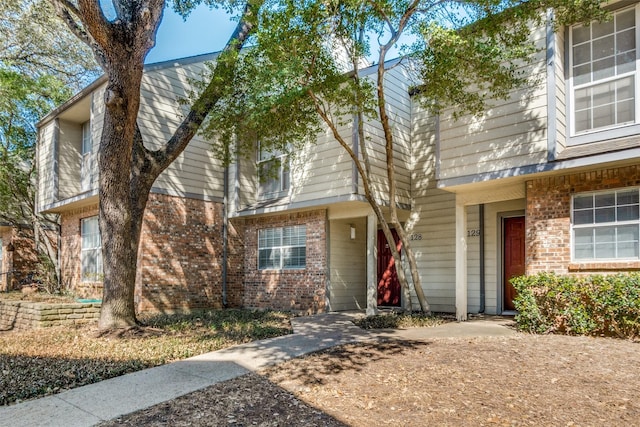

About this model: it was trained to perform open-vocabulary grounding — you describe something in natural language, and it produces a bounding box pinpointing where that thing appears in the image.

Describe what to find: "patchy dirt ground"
[101,334,640,426]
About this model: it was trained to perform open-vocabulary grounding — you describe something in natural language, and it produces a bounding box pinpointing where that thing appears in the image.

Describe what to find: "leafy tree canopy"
[0,0,99,89]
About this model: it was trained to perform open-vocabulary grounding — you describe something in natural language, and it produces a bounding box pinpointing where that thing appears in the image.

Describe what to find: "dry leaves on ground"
[103,334,640,426]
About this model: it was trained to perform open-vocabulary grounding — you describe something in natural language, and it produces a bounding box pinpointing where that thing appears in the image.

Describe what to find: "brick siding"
[236,209,327,314]
[0,227,41,291]
[59,193,243,312]
[526,165,640,274]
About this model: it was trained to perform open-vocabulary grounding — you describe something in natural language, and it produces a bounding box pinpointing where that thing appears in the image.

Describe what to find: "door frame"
[497,210,525,314]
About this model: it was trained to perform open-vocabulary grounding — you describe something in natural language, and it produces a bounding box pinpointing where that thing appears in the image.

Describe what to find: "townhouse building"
[37,1,640,318]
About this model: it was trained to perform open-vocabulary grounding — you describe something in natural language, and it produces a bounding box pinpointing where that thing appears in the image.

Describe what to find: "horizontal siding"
[57,120,82,199]
[37,121,56,210]
[411,107,438,199]
[437,26,550,180]
[555,28,567,152]
[359,65,412,206]
[138,61,225,199]
[328,217,367,311]
[409,188,456,311]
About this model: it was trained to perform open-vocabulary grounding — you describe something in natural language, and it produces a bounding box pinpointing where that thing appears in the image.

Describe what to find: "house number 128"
[410,234,422,241]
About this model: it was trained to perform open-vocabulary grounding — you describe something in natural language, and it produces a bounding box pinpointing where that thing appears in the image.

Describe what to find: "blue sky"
[146,5,237,64]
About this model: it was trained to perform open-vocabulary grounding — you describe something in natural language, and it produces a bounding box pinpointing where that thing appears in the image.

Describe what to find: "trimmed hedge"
[512,272,640,339]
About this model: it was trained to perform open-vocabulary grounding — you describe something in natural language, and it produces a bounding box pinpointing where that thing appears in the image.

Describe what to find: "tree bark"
[49,0,261,330]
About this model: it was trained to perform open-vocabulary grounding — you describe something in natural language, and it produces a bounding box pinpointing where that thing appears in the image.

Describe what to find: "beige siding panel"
[409,188,457,312]
[435,31,549,180]
[466,205,481,313]
[288,123,355,204]
[411,109,439,199]
[328,217,367,311]
[555,28,567,152]
[136,61,225,199]
[37,122,56,209]
[57,120,82,199]
[359,65,413,206]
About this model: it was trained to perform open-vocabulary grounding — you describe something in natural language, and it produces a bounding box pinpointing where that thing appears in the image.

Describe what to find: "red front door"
[377,229,402,307]
[503,216,525,311]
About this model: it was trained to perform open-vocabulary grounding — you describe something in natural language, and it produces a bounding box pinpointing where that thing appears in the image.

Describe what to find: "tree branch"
[140,0,263,180]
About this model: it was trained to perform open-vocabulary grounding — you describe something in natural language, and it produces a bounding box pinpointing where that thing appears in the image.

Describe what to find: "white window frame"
[81,216,103,282]
[258,225,306,270]
[257,143,290,199]
[571,188,640,261]
[568,4,640,144]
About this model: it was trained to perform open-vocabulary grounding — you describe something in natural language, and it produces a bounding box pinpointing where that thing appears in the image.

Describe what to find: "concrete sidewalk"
[0,314,516,427]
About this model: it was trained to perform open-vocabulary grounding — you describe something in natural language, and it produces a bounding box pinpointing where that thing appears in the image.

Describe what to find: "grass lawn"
[0,309,292,406]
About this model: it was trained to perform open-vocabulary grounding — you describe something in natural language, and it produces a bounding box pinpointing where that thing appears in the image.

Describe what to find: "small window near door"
[81,216,103,281]
[572,188,640,260]
[258,225,306,270]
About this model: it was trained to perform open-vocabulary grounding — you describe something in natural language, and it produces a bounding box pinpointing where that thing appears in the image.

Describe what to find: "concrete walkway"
[0,314,516,427]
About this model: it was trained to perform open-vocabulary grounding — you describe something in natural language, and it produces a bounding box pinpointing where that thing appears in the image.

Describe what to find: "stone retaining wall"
[0,300,101,330]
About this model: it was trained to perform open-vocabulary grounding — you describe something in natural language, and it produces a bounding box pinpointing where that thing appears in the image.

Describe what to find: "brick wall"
[137,193,240,312]
[60,205,102,298]
[0,227,41,291]
[59,193,243,312]
[526,165,640,274]
[237,209,327,314]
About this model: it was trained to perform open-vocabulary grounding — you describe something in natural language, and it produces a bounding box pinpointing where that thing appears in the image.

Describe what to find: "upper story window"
[572,188,640,261]
[81,216,103,282]
[570,6,638,138]
[258,225,306,270]
[0,238,3,271]
[258,143,290,199]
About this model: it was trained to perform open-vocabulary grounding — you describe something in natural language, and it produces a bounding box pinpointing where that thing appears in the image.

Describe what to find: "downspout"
[222,164,229,308]
[479,204,486,313]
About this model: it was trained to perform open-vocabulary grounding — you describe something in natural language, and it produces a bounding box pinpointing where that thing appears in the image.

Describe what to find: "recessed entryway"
[503,216,525,312]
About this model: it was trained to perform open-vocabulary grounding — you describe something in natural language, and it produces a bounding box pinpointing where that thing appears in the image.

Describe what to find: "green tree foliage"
[0,0,99,291]
[0,0,99,88]
[201,0,606,314]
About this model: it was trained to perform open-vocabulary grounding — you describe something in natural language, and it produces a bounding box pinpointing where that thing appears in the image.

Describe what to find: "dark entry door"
[377,229,402,307]
[503,216,525,311]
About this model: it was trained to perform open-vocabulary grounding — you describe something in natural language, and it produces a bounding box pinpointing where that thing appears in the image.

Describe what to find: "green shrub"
[512,272,640,339]
[354,312,447,329]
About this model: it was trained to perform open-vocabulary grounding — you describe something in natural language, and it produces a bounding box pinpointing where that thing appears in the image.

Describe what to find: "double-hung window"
[258,226,306,270]
[570,6,638,137]
[258,144,290,199]
[572,188,640,260]
[81,216,103,281]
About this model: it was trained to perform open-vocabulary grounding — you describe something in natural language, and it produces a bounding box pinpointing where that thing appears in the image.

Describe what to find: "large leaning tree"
[48,0,264,330]
[1,0,99,291]
[203,0,606,313]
